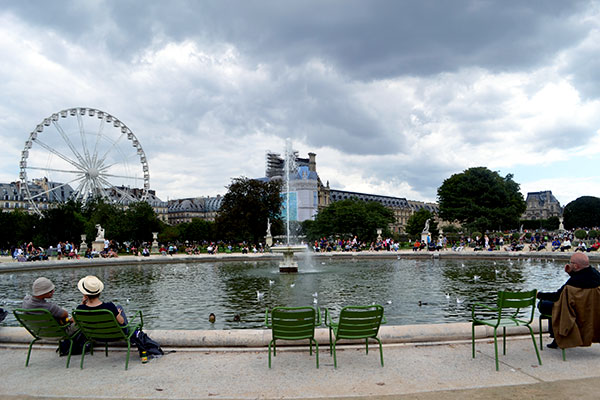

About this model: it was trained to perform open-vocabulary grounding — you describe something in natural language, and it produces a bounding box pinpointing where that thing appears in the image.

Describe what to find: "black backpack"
[131,330,164,358]
[57,331,88,356]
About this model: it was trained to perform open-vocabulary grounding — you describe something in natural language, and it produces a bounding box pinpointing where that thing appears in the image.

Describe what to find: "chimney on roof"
[308,152,316,172]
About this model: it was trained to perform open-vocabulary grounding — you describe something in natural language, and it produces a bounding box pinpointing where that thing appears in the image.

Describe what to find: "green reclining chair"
[325,305,386,368]
[472,289,542,371]
[72,309,143,370]
[265,306,320,368]
[13,308,78,368]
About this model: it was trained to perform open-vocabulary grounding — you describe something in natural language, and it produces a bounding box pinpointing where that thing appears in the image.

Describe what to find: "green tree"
[123,201,161,242]
[37,200,86,247]
[405,209,438,237]
[0,210,40,249]
[437,167,526,232]
[563,196,600,230]
[81,198,126,243]
[306,199,394,241]
[180,218,214,243]
[215,177,282,243]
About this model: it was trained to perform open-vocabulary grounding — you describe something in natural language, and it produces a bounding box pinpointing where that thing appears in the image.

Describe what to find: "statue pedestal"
[266,234,273,247]
[151,232,159,254]
[92,240,104,252]
[79,234,88,253]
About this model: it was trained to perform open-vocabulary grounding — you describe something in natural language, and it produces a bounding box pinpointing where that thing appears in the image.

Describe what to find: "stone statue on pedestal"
[421,219,431,244]
[422,219,430,234]
[265,218,273,247]
[92,224,106,252]
[95,224,105,241]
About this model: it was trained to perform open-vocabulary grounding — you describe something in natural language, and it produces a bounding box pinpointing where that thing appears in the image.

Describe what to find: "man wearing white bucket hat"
[76,275,126,325]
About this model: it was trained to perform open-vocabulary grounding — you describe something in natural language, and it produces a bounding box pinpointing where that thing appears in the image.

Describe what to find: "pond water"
[0,257,571,330]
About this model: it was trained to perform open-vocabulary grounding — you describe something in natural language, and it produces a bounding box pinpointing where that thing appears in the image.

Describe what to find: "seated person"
[551,238,561,251]
[76,275,128,327]
[588,241,600,252]
[560,238,572,252]
[22,277,77,334]
[575,241,587,252]
[537,253,600,348]
[412,240,420,252]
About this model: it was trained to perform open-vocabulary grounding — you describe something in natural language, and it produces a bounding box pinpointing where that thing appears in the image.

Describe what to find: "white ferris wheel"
[19,107,150,215]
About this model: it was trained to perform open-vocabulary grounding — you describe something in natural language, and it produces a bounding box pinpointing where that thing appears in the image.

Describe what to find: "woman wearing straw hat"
[76,275,127,326]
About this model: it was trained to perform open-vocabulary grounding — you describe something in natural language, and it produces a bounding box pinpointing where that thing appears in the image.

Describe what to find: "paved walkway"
[2,336,600,399]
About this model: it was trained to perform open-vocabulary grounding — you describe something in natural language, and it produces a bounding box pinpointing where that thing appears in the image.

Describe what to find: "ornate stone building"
[522,191,562,220]
[167,196,223,225]
[0,180,169,223]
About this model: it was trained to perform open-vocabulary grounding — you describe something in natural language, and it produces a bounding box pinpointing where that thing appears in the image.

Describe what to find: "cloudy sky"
[1,0,599,206]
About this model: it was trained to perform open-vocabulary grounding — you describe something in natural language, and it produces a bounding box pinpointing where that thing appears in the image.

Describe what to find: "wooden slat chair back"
[72,309,143,370]
[472,289,542,371]
[326,305,386,368]
[13,308,76,368]
[265,306,320,368]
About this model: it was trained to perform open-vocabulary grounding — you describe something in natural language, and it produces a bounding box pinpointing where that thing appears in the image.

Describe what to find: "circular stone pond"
[0,257,572,330]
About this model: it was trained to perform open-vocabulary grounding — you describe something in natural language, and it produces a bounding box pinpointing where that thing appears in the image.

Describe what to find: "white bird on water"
[313,298,318,304]
[445,293,451,299]
[312,292,318,298]
[290,283,295,288]
[269,280,275,286]
[495,269,500,275]
[473,275,480,281]
[456,297,463,304]
[257,290,264,300]
[386,300,392,305]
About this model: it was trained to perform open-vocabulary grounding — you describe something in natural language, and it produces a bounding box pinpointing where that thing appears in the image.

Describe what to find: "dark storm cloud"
[5,0,592,80]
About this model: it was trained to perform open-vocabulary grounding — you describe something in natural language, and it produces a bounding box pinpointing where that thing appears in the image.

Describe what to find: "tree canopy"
[303,199,395,241]
[563,196,600,230]
[437,167,526,232]
[214,177,282,243]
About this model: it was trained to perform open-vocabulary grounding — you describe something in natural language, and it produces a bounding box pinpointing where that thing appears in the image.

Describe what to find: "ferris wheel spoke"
[91,118,105,167]
[101,172,140,180]
[34,138,85,170]
[27,176,84,200]
[98,176,137,202]
[71,179,87,200]
[77,113,92,163]
[26,166,83,175]
[52,120,88,168]
[97,132,127,167]
[95,177,113,200]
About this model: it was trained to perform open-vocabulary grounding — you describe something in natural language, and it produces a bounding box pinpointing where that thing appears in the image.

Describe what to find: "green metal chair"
[324,305,386,368]
[13,308,77,368]
[538,306,567,361]
[265,306,320,368]
[471,290,542,371]
[72,309,143,370]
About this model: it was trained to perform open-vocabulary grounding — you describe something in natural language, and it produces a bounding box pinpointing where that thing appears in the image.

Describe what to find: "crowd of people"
[4,229,600,263]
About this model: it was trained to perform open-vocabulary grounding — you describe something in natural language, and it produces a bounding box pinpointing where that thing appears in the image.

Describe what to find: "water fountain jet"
[271,138,307,272]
